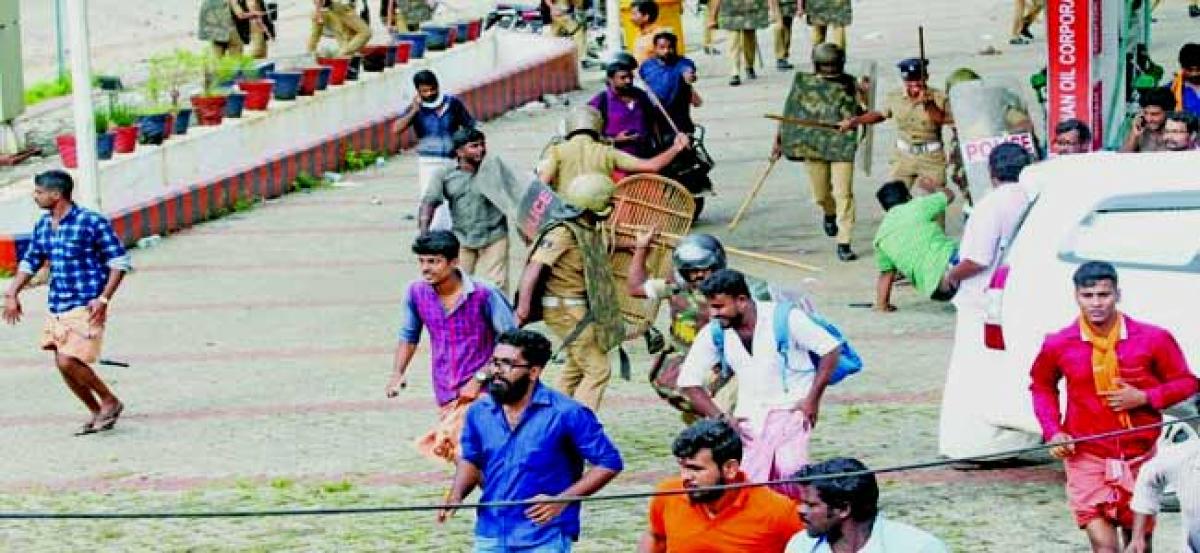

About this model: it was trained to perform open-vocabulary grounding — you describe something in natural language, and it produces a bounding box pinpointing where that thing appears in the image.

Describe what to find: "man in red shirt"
[1030,261,1198,553]
[639,419,802,552]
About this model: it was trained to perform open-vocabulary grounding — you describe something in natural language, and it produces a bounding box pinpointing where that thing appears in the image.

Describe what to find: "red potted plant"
[107,103,139,154]
[316,45,351,85]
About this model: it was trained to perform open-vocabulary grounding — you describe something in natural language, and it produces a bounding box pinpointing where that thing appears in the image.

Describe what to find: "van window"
[1059,191,1200,272]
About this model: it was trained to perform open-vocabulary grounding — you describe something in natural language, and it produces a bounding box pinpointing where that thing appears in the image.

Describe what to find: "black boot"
[823,215,838,237]
[776,59,794,71]
[747,67,757,80]
[837,244,858,262]
[1191,4,1200,17]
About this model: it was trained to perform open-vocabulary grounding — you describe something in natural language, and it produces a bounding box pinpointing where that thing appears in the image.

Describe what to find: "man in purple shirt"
[386,230,516,464]
[588,54,661,157]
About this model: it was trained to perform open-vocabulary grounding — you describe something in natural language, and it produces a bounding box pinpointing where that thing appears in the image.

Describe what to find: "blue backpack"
[710,301,862,391]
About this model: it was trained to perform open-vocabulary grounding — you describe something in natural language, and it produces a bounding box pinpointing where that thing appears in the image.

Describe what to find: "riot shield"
[778,73,859,163]
[949,79,1041,205]
[473,156,581,244]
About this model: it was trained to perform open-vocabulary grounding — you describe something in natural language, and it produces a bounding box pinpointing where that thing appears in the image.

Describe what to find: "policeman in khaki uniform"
[772,0,798,70]
[537,106,690,196]
[844,58,951,190]
[542,0,589,64]
[772,43,865,261]
[708,0,772,85]
[805,0,851,50]
[308,0,373,56]
[387,0,434,32]
[514,174,625,412]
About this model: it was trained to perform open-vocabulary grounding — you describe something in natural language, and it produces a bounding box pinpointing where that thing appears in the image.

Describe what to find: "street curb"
[0,49,580,272]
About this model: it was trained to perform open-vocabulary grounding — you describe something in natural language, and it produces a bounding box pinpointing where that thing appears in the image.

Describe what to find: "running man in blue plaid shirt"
[4,171,132,435]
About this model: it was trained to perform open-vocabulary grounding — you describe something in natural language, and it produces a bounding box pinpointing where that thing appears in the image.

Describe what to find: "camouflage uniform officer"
[388,0,434,32]
[198,0,245,57]
[543,0,589,65]
[515,174,625,412]
[772,43,865,262]
[308,0,373,57]
[845,58,951,190]
[772,0,799,70]
[805,0,851,50]
[708,0,771,86]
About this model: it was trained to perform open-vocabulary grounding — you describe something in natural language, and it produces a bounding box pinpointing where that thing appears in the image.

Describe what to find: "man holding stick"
[771,42,866,262]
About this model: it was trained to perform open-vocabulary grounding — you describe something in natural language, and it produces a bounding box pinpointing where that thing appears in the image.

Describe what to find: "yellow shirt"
[540,135,642,192]
[530,225,587,298]
[634,25,672,63]
[881,88,951,144]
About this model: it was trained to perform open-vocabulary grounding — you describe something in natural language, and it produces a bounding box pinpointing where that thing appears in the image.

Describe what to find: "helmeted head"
[561,173,615,217]
[944,67,981,95]
[563,106,604,139]
[811,43,845,76]
[672,233,727,288]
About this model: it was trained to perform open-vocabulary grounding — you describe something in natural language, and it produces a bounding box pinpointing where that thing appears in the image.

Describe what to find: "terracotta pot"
[56,134,78,168]
[395,41,412,64]
[317,56,350,85]
[299,67,322,96]
[191,95,228,126]
[113,126,138,153]
[237,79,274,110]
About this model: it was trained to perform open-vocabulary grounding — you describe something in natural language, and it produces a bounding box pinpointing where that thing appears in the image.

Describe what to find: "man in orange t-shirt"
[639,419,803,552]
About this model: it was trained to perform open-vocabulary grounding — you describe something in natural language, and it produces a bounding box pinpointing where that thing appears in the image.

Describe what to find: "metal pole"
[54,0,66,78]
[65,0,101,210]
[605,0,622,60]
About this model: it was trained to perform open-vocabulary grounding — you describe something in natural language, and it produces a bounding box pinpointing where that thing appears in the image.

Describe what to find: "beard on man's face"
[487,373,531,404]
[686,475,726,504]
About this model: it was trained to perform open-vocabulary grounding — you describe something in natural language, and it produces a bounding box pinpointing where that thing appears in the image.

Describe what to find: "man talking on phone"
[1121,88,1175,153]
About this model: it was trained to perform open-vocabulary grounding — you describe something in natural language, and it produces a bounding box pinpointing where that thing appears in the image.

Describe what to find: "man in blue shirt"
[393,69,477,231]
[438,329,624,552]
[3,171,132,436]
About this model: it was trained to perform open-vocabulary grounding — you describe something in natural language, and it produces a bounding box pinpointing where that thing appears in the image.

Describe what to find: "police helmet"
[563,106,604,137]
[812,43,846,68]
[561,173,615,217]
[945,67,982,94]
[672,234,727,280]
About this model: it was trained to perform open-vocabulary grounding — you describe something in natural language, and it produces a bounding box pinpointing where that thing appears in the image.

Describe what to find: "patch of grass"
[23,75,73,107]
[341,149,383,172]
[293,171,332,191]
[269,478,295,490]
[319,480,353,494]
[231,197,256,213]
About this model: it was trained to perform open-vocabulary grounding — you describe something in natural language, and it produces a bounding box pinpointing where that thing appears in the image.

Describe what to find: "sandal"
[74,422,97,436]
[95,401,125,432]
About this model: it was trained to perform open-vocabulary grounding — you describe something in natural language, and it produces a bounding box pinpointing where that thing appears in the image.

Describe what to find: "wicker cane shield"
[604,174,696,333]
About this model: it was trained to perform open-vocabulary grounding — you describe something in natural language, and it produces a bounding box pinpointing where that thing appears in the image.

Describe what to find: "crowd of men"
[6,1,1199,552]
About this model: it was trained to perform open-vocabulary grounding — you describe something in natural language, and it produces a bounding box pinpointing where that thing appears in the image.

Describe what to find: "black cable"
[1,414,1196,520]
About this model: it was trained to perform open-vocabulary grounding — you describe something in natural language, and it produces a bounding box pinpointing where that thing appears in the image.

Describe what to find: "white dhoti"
[938,300,1041,459]
[418,157,455,231]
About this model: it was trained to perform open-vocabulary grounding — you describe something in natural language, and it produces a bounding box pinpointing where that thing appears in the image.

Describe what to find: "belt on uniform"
[896,139,943,154]
[542,296,587,307]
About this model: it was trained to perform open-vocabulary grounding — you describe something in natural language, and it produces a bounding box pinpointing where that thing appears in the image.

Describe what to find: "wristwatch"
[473,369,490,383]
[96,296,110,305]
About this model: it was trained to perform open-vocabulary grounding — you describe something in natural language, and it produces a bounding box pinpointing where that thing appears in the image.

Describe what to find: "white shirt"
[678,301,841,434]
[952,182,1030,309]
[785,515,950,553]
[1131,439,1200,552]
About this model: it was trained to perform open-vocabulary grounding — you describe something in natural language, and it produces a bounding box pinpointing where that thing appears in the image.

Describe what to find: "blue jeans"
[473,531,573,553]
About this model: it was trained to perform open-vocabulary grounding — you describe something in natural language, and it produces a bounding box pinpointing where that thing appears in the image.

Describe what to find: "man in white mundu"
[677,269,842,500]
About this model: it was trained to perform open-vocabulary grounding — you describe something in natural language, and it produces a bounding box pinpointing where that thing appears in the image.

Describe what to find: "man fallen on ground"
[420,128,512,292]
[386,231,516,464]
[1126,400,1200,553]
[393,70,477,230]
[1030,261,1198,553]
[872,178,960,312]
[678,269,842,500]
[1121,87,1175,153]
[4,170,132,435]
[1052,118,1094,155]
[1162,111,1199,151]
[639,418,802,552]
[438,329,623,552]
[786,457,949,552]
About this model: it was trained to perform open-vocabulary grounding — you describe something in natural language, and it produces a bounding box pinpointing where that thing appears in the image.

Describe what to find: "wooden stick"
[918,26,926,78]
[764,114,844,131]
[727,158,777,230]
[617,224,824,272]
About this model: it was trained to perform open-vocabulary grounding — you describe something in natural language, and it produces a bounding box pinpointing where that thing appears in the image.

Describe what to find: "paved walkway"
[2,1,1196,550]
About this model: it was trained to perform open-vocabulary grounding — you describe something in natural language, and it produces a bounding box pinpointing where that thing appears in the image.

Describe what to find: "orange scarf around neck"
[1080,313,1132,429]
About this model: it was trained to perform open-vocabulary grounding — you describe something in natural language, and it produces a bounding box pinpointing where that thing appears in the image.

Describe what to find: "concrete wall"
[0,31,579,271]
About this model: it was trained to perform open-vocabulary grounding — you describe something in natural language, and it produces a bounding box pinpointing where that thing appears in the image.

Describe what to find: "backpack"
[709,301,862,391]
